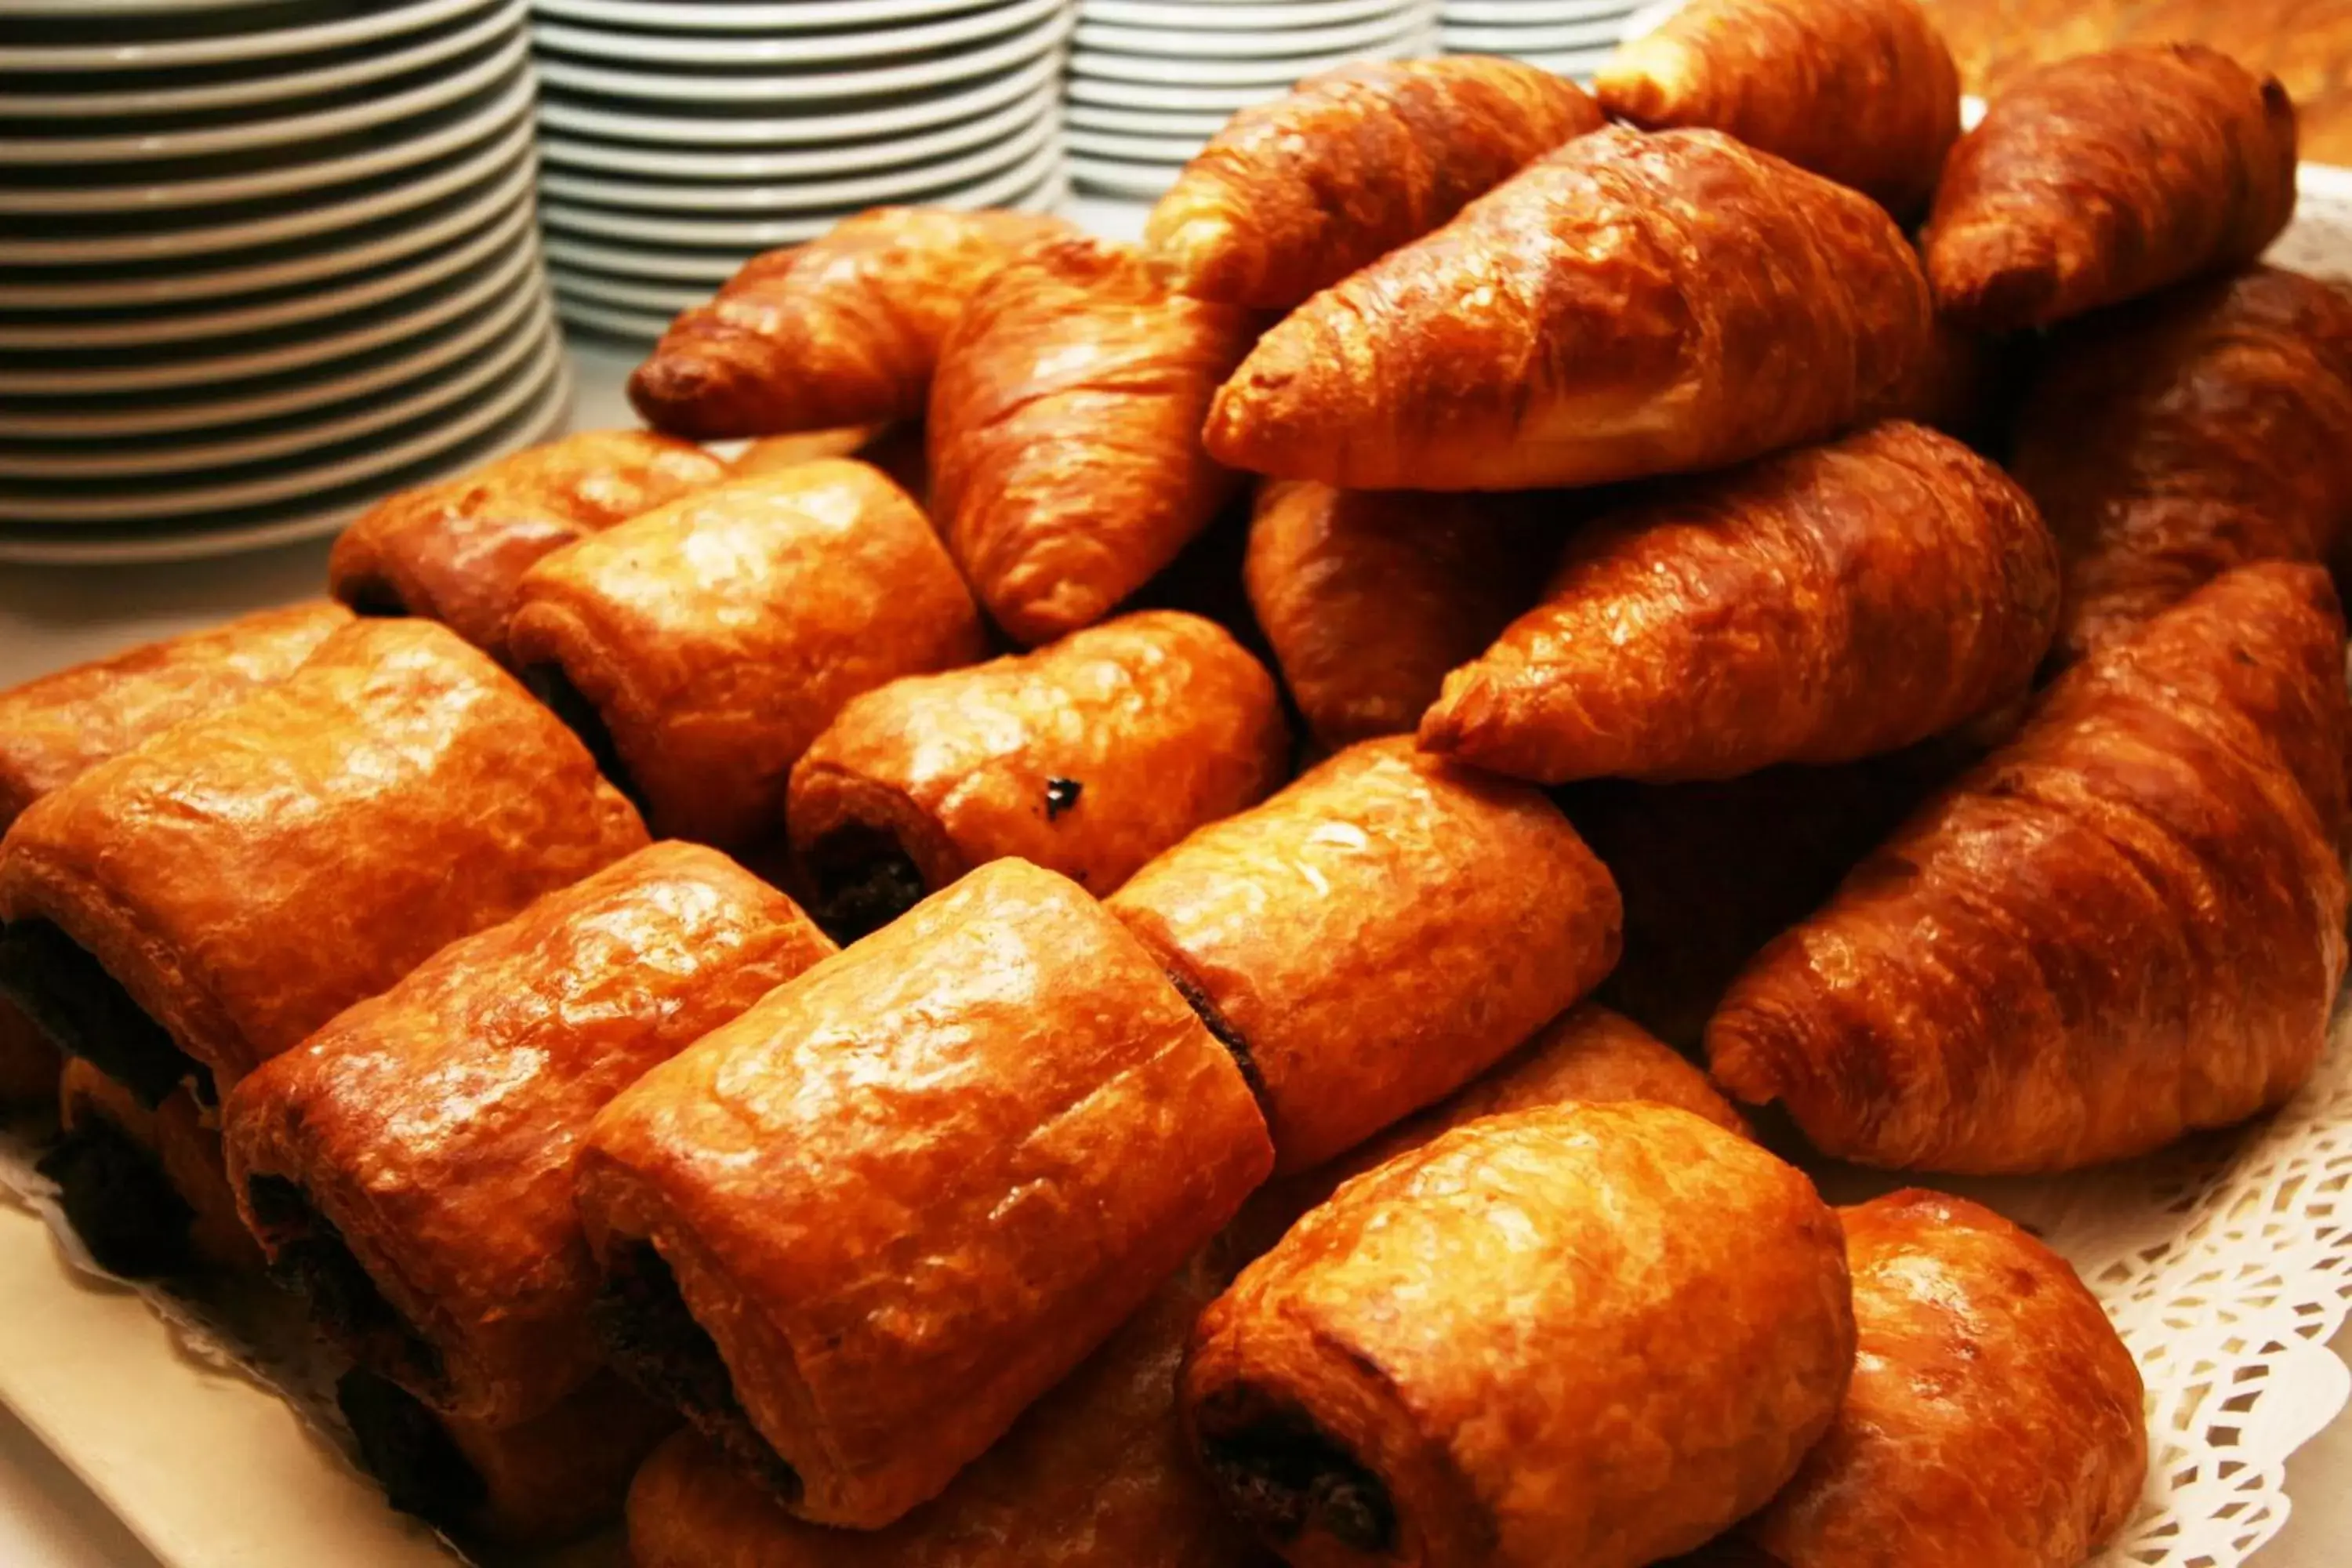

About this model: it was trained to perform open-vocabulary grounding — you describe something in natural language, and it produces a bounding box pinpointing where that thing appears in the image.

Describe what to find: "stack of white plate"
[1437,0,1638,81]
[0,0,569,566]
[529,0,1076,344]
[1065,0,1440,201]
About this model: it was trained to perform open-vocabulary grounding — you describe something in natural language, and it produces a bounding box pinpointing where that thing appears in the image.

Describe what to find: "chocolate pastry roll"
[628,1253,1276,1568]
[506,459,989,849]
[0,601,349,1104]
[1709,562,2352,1171]
[1204,126,1932,492]
[2009,266,2352,666]
[1923,45,2297,331]
[575,858,1272,1528]
[1144,59,1603,311]
[223,843,836,1428]
[786,610,1290,941]
[45,1058,260,1278]
[1243,481,1552,750]
[629,207,1073,440]
[1737,1191,2147,1568]
[1596,0,1961,214]
[0,619,645,1106]
[929,234,1260,645]
[328,431,731,665]
[1185,1102,1855,1568]
[1108,736,1621,1174]
[1421,422,2057,782]
[337,1366,674,1548]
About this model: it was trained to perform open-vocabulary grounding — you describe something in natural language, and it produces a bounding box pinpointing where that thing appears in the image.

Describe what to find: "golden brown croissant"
[1185,1102,1855,1568]
[2009,265,2352,665]
[1243,481,1551,749]
[627,1254,1276,1568]
[1205,126,1932,491]
[1597,0,1960,213]
[1421,421,2057,782]
[1708,562,2352,1172]
[1143,58,1604,310]
[47,1058,260,1278]
[328,431,730,664]
[1922,45,2298,330]
[931,235,1260,644]
[628,207,1073,439]
[1738,1190,2147,1568]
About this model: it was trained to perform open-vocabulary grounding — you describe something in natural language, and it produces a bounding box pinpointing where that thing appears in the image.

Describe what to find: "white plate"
[0,0,522,121]
[548,265,709,315]
[1070,27,1432,84]
[1068,153,1185,200]
[553,292,677,342]
[540,80,1056,180]
[541,233,751,286]
[531,10,1071,104]
[533,0,1062,67]
[1074,5,1432,57]
[3,0,494,73]
[1081,0,1410,25]
[0,25,530,167]
[532,0,990,31]
[1439,0,1635,20]
[0,65,532,216]
[1065,102,1232,136]
[1439,16,1626,48]
[1065,127,1207,163]
[1065,74,1290,111]
[536,111,1056,213]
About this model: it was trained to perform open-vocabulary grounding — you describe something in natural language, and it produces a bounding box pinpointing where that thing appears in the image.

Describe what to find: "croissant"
[1205,127,1932,491]
[1421,422,2057,782]
[1737,1190,2147,1568]
[931,236,1259,644]
[628,207,1073,439]
[328,432,731,663]
[1596,0,1961,213]
[1143,58,1604,310]
[2009,266,2352,665]
[1243,481,1550,749]
[1708,562,2352,1172]
[1923,45,2298,330]
[47,1058,260,1278]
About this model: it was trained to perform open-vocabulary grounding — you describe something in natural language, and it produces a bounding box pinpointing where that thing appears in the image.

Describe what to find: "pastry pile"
[2,3,2343,1564]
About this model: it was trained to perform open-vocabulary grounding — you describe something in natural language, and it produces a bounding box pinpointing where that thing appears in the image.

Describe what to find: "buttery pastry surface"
[1203,126,1932,492]
[929,234,1260,645]
[1421,421,2058,782]
[1184,1102,1855,1568]
[1108,735,1622,1174]
[628,206,1074,439]
[506,459,989,848]
[1144,57,1603,310]
[575,858,1272,1528]
[1708,562,2352,1171]
[1922,44,2298,329]
[223,842,835,1428]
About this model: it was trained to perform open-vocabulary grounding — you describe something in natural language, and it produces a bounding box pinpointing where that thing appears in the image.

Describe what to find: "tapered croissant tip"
[1142,206,1236,300]
[1592,36,1688,123]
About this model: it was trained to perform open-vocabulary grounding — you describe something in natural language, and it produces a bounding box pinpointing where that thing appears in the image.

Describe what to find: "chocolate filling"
[803,826,929,944]
[1196,1399,1398,1555]
[246,1175,446,1394]
[36,1117,195,1278]
[588,1242,803,1504]
[1162,963,1270,1109]
[336,1367,487,1534]
[340,579,408,619]
[520,661,648,815]
[0,920,201,1109]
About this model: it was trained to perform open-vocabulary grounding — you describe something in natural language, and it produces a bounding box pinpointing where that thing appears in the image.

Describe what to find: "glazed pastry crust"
[223,843,836,1428]
[1144,58,1604,310]
[930,235,1260,645]
[58,1058,260,1275]
[0,1007,57,1107]
[328,432,729,664]
[627,1254,1274,1568]
[1203,126,1932,492]
[1596,0,1961,213]
[1108,736,1622,1175]
[0,619,647,1091]
[1243,482,1549,749]
[787,610,1290,902]
[1923,44,2298,329]
[576,859,1273,1528]
[2010,266,2352,664]
[1184,1102,1856,1568]
[629,207,1074,440]
[1740,1190,2147,1568]
[1708,562,2352,1172]
[506,460,989,848]
[1421,421,2058,782]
